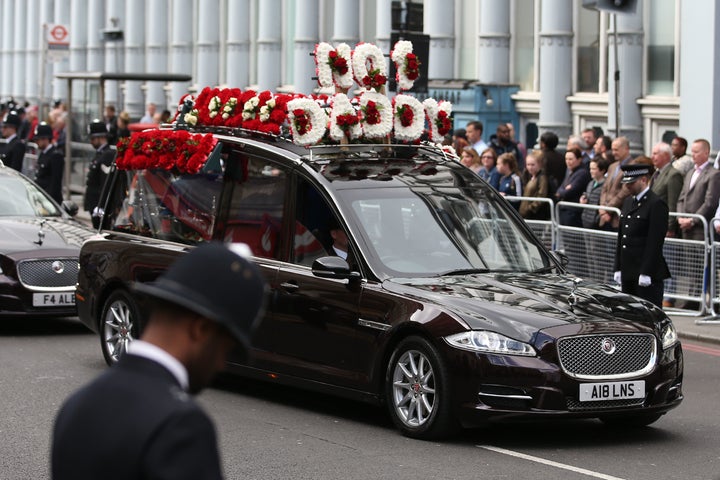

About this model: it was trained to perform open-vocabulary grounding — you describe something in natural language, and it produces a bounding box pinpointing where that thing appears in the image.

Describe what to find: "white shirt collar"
[127,340,189,391]
[332,246,348,260]
[636,186,651,202]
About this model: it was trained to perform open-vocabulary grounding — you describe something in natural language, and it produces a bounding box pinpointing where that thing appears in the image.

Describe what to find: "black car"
[77,127,683,439]
[0,164,95,316]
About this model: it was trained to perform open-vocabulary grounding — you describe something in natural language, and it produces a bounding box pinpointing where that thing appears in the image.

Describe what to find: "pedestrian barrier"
[505,196,555,251]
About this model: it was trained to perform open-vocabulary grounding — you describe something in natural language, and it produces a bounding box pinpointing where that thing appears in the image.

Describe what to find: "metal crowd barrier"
[505,196,555,251]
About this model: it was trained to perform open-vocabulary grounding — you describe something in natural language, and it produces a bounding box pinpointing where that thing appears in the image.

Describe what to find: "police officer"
[34,122,65,204]
[0,111,27,172]
[84,119,115,228]
[613,163,671,307]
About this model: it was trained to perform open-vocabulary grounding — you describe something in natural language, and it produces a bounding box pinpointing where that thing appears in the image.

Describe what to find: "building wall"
[0,0,715,153]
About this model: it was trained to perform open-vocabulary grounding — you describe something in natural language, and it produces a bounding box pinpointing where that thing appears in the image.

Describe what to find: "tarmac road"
[1,315,719,480]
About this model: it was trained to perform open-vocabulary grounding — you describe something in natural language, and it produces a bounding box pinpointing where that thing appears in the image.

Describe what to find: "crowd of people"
[451,120,720,308]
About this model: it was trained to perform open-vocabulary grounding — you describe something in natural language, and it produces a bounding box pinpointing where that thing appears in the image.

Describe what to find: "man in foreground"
[51,242,266,480]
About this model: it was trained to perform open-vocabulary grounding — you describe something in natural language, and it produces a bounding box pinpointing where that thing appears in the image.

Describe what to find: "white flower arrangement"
[393,94,425,142]
[208,95,222,118]
[287,97,328,146]
[184,109,199,126]
[242,95,260,120]
[422,98,453,143]
[352,43,387,90]
[222,97,238,120]
[314,42,354,90]
[328,93,361,141]
[358,90,392,139]
[391,40,420,91]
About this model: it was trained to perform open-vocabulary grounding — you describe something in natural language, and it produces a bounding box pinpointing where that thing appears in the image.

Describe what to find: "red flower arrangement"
[436,109,451,136]
[405,53,420,81]
[362,69,387,90]
[292,109,311,136]
[396,104,414,127]
[328,50,349,76]
[115,130,218,174]
[363,101,382,125]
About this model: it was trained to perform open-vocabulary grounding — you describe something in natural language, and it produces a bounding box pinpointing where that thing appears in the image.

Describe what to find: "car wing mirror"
[551,250,569,268]
[312,256,361,281]
[61,200,79,217]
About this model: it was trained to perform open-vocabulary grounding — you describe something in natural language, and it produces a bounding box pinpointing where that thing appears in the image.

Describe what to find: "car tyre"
[385,336,458,440]
[100,290,140,365]
[600,412,663,428]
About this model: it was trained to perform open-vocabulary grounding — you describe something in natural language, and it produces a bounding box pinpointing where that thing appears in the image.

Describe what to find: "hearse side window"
[222,155,286,260]
[292,177,338,267]
[110,169,222,245]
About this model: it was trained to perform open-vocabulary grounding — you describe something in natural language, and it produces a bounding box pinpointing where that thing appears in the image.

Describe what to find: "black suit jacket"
[35,146,65,204]
[0,136,26,172]
[52,354,224,480]
[84,144,116,212]
[614,190,670,282]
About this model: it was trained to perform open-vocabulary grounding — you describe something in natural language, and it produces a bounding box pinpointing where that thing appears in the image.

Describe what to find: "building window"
[647,0,675,95]
[576,6,600,92]
[512,0,535,91]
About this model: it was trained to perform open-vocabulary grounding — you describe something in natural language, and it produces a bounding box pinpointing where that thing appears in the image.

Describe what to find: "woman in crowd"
[460,146,483,175]
[477,147,500,189]
[519,150,550,220]
[496,152,523,198]
[580,157,610,229]
[555,147,591,227]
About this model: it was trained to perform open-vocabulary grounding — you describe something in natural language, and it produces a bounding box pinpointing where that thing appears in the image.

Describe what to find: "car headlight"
[444,331,536,356]
[662,322,678,349]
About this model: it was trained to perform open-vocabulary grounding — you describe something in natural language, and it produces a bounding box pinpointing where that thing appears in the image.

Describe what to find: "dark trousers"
[622,277,664,308]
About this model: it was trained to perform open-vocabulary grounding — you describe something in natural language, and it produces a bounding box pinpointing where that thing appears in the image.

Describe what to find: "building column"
[86,0,105,72]
[679,0,720,147]
[146,0,168,108]
[375,0,392,54]
[104,0,125,107]
[537,0,573,141]
[39,0,54,111]
[332,0,359,46]
[69,0,88,76]
[196,0,220,90]
[293,0,318,94]
[477,0,509,83]
[256,0,282,91]
[608,5,644,147]
[124,0,146,118]
[169,0,193,101]
[13,0,27,100]
[425,0,455,80]
[52,0,71,101]
[224,0,250,89]
[25,0,41,105]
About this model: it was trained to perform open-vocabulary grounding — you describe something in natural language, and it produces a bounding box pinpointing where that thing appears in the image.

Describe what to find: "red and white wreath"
[314,42,354,90]
[359,90,392,139]
[391,40,421,91]
[393,94,425,142]
[287,97,328,146]
[422,98,453,143]
[329,93,361,141]
[352,43,387,90]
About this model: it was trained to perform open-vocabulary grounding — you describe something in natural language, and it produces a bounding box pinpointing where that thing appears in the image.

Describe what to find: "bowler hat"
[87,119,108,137]
[34,122,54,139]
[620,163,651,183]
[2,111,21,129]
[134,242,266,349]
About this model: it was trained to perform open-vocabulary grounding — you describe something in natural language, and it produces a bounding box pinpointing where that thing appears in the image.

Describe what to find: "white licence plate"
[32,292,75,307]
[579,380,645,402]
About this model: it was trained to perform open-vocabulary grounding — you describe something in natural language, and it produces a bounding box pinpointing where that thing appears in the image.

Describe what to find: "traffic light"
[582,0,638,14]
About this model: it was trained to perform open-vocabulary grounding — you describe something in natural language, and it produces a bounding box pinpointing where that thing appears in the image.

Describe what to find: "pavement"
[69,198,720,346]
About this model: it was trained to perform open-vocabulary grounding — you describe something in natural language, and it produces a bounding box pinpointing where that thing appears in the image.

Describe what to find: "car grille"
[566,398,645,411]
[557,334,657,380]
[17,258,79,289]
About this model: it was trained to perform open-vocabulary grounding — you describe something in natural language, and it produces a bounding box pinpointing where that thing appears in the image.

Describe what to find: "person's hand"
[638,275,651,287]
[614,271,622,284]
[678,217,693,231]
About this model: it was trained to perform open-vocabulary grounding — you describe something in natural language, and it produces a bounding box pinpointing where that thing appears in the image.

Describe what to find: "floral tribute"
[286,97,329,146]
[391,40,420,91]
[352,43,387,90]
[329,93,361,141]
[358,90,392,139]
[115,130,218,174]
[392,94,425,142]
[314,42,354,90]
[422,98,453,143]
